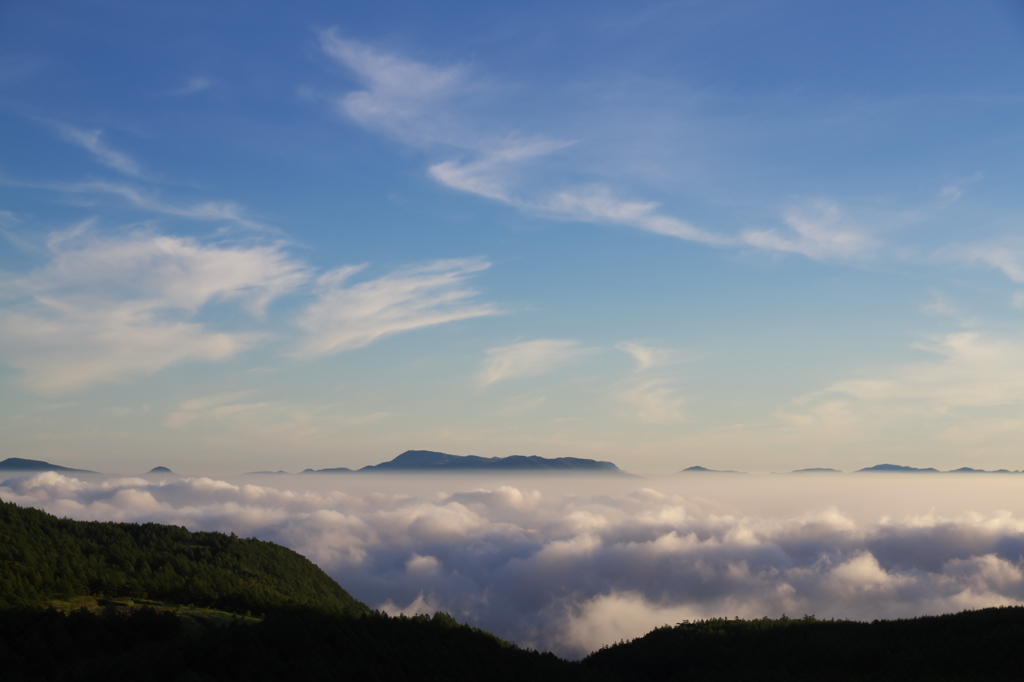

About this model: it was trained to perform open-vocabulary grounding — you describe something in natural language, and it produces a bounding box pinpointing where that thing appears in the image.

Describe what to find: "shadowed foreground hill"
[0,498,366,616]
[582,610,1024,681]
[0,499,591,681]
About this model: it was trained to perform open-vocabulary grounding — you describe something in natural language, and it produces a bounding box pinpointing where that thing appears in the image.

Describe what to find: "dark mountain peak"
[947,467,1016,474]
[147,466,173,474]
[355,450,622,473]
[301,467,353,474]
[391,450,481,467]
[0,457,95,473]
[856,463,939,473]
[678,465,743,474]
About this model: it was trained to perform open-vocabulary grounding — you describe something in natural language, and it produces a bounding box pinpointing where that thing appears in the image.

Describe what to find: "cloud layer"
[5,473,1024,658]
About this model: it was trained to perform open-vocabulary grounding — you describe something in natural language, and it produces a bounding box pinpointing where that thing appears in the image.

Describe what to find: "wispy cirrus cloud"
[319,29,470,146]
[55,123,143,177]
[0,228,309,394]
[295,258,498,358]
[742,200,876,260]
[320,34,734,249]
[477,339,591,387]
[0,177,269,231]
[0,222,503,393]
[617,378,687,424]
[615,341,674,372]
[827,331,1024,410]
[163,390,390,435]
[166,76,214,96]
[958,240,1024,288]
[70,180,269,231]
[775,330,1024,454]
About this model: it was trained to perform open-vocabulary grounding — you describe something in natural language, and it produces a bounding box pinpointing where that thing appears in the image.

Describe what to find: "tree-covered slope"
[0,607,598,682]
[0,498,367,616]
[0,499,592,681]
[582,610,1024,681]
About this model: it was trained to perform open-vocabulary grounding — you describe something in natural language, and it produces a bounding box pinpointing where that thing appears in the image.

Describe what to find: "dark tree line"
[582,610,1024,681]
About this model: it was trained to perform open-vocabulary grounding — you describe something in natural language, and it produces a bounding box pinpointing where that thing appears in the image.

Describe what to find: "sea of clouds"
[5,471,1024,658]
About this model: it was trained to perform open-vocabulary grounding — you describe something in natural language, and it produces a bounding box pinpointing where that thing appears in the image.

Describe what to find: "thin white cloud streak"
[538,185,730,246]
[742,201,875,259]
[163,393,390,436]
[614,343,685,423]
[74,180,268,231]
[167,76,214,96]
[295,258,499,358]
[827,332,1024,411]
[6,473,1024,659]
[617,378,686,424]
[428,138,575,202]
[960,241,1024,290]
[477,339,590,387]
[55,123,143,177]
[0,229,308,393]
[0,177,268,231]
[615,341,674,372]
[773,330,1024,454]
[321,34,732,249]
[319,29,469,146]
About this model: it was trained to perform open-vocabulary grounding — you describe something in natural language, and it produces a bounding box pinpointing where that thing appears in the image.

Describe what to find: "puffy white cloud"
[294,258,498,358]
[5,473,1024,659]
[0,229,308,393]
[477,339,590,387]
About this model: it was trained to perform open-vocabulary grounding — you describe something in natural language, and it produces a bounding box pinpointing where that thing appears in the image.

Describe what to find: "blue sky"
[2,0,1024,474]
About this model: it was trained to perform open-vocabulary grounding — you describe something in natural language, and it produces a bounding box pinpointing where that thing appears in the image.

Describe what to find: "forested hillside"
[0,499,366,616]
[582,609,1024,681]
[0,499,590,681]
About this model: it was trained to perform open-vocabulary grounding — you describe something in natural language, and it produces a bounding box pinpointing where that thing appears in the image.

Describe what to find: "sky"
[2,1,1024,475]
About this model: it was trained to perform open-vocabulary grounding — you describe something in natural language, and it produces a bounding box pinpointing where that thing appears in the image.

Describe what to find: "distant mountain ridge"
[678,465,743,474]
[0,457,96,474]
[856,463,940,473]
[4,455,1021,478]
[304,450,623,474]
